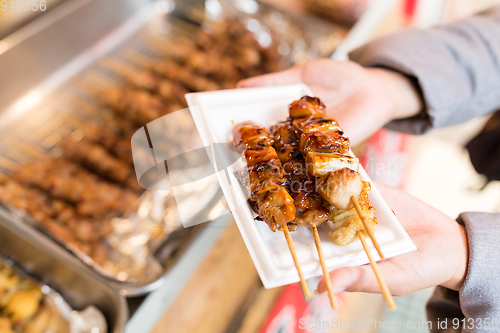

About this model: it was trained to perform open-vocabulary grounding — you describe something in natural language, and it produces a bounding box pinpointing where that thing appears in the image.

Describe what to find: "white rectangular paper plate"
[186,84,416,289]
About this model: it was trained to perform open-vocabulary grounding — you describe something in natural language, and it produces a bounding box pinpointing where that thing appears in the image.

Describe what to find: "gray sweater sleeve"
[348,6,500,134]
[459,212,500,332]
[426,213,500,333]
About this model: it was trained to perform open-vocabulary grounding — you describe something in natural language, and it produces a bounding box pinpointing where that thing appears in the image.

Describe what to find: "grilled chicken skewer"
[96,87,183,126]
[122,51,221,92]
[270,120,337,308]
[80,121,134,164]
[233,121,311,299]
[11,158,137,218]
[60,138,142,192]
[288,96,395,309]
[99,58,189,106]
[233,121,297,231]
[288,96,376,240]
[151,20,280,83]
[148,58,222,92]
[0,179,109,264]
[271,121,329,228]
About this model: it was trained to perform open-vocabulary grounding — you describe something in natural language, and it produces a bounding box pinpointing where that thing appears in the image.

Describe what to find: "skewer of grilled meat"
[327,181,377,246]
[288,96,377,245]
[60,138,141,192]
[270,121,329,227]
[11,158,137,218]
[290,96,359,179]
[0,179,110,264]
[270,118,338,308]
[81,122,134,164]
[289,96,361,209]
[119,66,188,106]
[233,121,297,232]
[149,58,221,92]
[100,58,189,106]
[169,22,277,81]
[234,120,311,299]
[98,87,182,125]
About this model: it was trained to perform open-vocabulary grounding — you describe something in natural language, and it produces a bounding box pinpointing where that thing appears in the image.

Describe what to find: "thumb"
[237,65,303,88]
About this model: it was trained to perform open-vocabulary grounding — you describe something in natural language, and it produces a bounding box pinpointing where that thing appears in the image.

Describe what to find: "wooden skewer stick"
[73,99,103,117]
[351,196,385,260]
[0,156,18,170]
[99,58,135,77]
[71,78,104,98]
[310,224,337,309]
[357,230,397,311]
[144,35,193,62]
[170,16,200,33]
[282,223,311,300]
[84,71,117,89]
[6,138,45,159]
[123,49,155,68]
[146,38,179,57]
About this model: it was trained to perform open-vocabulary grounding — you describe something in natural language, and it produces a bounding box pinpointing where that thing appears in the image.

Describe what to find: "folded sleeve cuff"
[457,212,500,330]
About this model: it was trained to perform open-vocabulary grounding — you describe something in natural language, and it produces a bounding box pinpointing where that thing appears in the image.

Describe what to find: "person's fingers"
[237,65,304,88]
[317,266,375,294]
[316,260,417,296]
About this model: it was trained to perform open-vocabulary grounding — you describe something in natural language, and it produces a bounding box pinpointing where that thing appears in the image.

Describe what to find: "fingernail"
[314,289,325,295]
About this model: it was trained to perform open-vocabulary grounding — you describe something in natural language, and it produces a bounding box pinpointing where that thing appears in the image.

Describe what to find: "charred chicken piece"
[270,119,300,151]
[288,96,360,177]
[81,122,134,164]
[300,131,349,156]
[150,59,221,92]
[316,168,363,210]
[256,186,297,230]
[233,121,274,153]
[327,181,377,246]
[234,123,297,232]
[99,87,180,125]
[306,152,359,177]
[275,143,329,228]
[244,147,287,198]
[289,96,326,119]
[120,67,188,106]
[61,138,142,192]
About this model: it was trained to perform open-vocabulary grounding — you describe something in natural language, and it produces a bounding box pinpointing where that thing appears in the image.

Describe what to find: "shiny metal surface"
[0,0,151,111]
[0,209,128,333]
[0,0,343,296]
[0,0,222,296]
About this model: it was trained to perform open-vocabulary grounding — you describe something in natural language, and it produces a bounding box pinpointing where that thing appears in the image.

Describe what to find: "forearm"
[350,6,500,134]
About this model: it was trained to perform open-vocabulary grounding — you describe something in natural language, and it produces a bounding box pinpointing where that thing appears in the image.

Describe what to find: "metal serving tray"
[0,0,344,296]
[0,209,128,333]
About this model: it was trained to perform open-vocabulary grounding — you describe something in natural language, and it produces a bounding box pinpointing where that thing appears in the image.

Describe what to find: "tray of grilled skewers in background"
[0,0,345,295]
[186,85,416,291]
